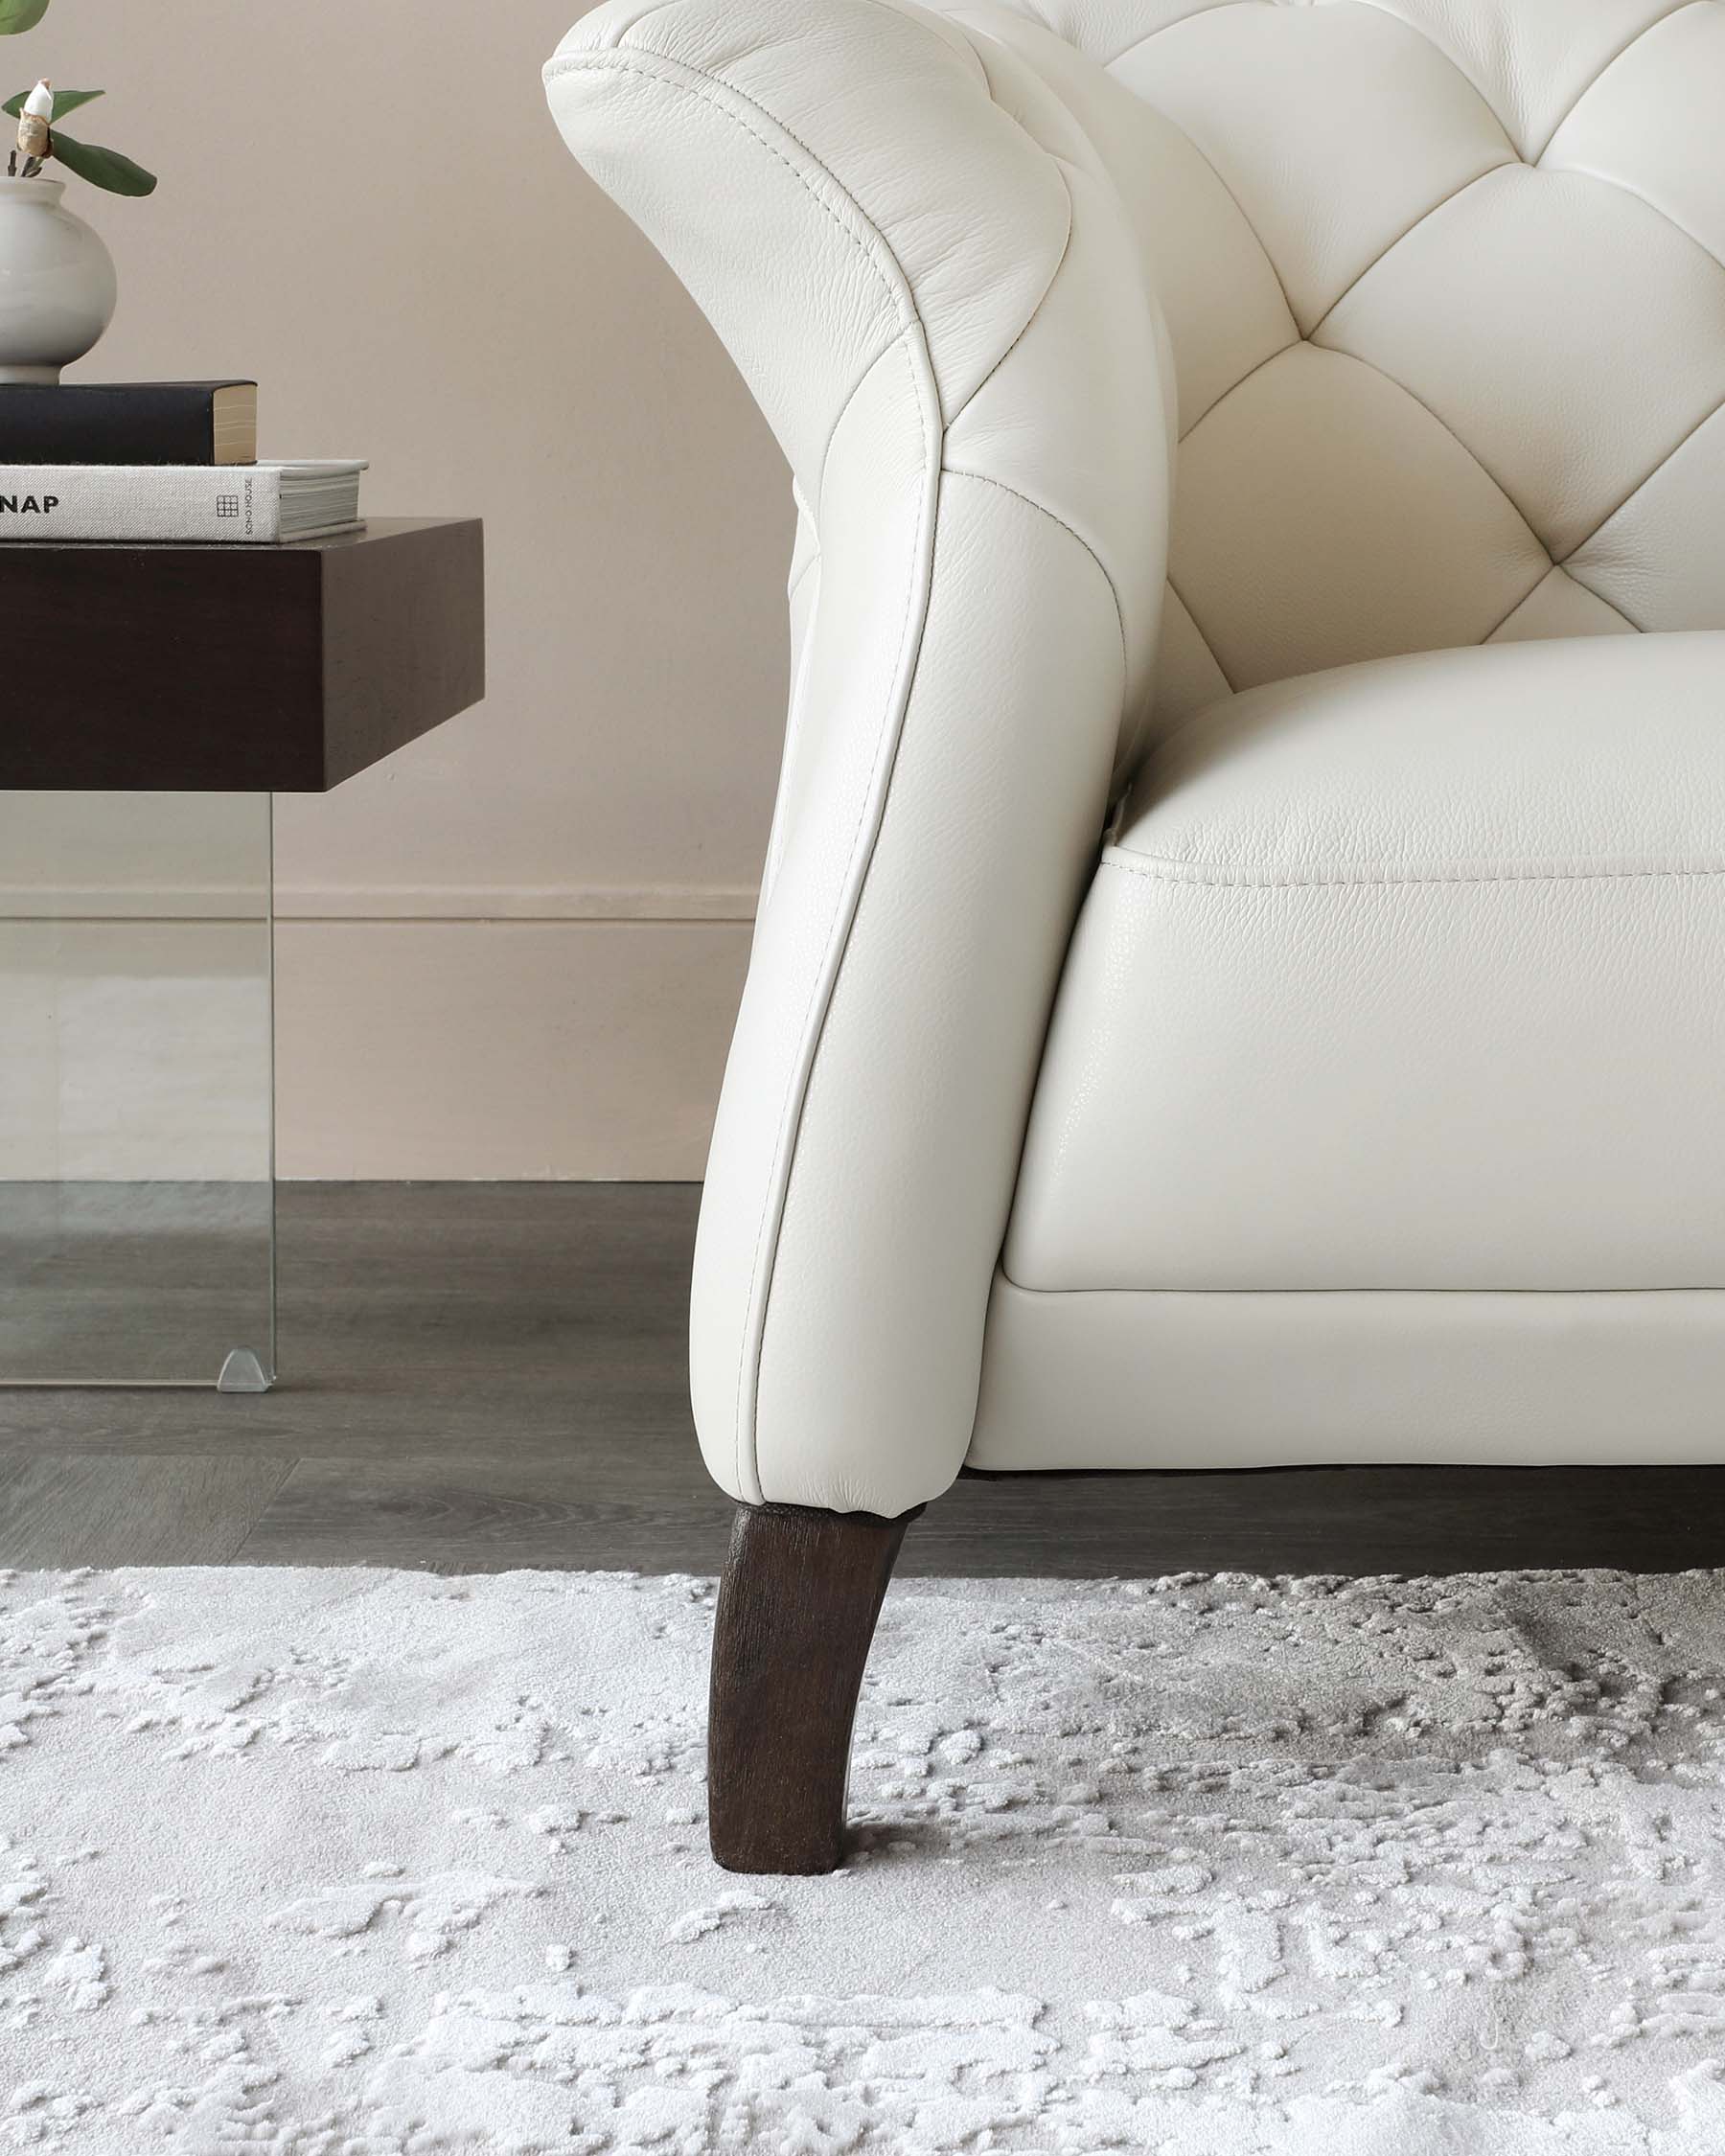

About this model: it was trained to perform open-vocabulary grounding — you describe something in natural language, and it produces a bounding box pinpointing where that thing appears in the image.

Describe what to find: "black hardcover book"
[0,381,258,466]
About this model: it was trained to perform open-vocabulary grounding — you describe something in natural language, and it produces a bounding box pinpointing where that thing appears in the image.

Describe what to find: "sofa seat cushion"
[1003,632,1725,1292]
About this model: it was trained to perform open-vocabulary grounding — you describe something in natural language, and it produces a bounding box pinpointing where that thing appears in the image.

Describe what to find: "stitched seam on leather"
[1100,8,1516,352]
[1530,159,1725,564]
[887,0,993,90]
[816,332,914,521]
[784,545,820,608]
[1526,4,1696,163]
[1305,161,1512,343]
[1482,567,1641,640]
[944,25,1091,424]
[1102,0,1264,74]
[1307,344,1555,581]
[1536,158,1723,269]
[586,3,1028,361]
[1176,337,1298,445]
[1351,1,1691,161]
[942,466,1129,688]
[1476,575,1548,646]
[589,0,682,51]
[1171,340,1551,667]
[1101,854,1725,890]
[1345,2,1512,152]
[545,53,910,329]
[1562,556,1651,632]
[946,167,1075,434]
[1127,106,1301,336]
[1557,378,1725,570]
[1161,570,1236,696]
[1049,20,1306,344]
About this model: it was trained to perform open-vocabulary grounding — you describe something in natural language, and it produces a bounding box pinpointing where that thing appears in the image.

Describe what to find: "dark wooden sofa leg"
[708,1499,920,1874]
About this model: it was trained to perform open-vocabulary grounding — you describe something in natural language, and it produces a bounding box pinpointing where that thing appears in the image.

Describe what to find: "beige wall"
[28,0,789,1177]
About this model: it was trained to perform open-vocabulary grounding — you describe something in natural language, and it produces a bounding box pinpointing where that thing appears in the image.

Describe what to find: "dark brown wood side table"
[0,517,484,1389]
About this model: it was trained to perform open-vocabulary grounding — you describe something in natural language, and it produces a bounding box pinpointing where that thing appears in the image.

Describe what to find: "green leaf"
[49,129,156,195]
[3,87,104,120]
[0,0,53,35]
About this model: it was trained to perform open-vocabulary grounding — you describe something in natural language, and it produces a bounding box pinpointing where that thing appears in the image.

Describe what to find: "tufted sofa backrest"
[961,0,1725,733]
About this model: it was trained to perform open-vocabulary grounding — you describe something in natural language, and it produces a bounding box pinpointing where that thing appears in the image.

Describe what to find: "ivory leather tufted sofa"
[547,0,1725,1871]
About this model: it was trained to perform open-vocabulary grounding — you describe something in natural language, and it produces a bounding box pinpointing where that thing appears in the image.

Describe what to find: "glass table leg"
[0,791,276,1388]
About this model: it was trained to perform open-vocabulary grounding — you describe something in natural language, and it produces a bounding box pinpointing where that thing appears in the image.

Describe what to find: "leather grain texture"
[971,1275,1725,1470]
[548,0,1725,1507]
[1007,635,1725,1292]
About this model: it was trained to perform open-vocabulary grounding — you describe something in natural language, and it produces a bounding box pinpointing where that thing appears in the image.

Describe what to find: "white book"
[0,460,367,543]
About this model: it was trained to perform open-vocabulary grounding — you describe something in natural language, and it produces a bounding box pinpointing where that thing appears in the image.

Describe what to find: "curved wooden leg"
[708,1499,919,1874]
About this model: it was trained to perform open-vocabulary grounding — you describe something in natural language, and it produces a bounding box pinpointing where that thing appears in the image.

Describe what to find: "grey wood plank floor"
[3,1182,1725,1575]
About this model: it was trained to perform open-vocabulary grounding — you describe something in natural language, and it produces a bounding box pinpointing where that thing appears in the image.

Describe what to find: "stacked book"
[0,380,365,542]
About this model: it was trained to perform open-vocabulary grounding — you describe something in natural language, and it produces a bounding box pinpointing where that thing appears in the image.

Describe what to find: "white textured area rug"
[4,1570,1725,2154]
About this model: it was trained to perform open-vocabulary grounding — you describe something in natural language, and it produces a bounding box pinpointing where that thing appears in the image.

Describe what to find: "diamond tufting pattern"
[975,0,1725,724]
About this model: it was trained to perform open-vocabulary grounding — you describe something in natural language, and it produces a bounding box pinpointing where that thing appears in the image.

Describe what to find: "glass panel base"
[0,793,275,1388]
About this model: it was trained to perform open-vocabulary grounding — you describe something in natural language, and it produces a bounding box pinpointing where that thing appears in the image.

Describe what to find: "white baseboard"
[275,882,759,923]
[0,885,266,921]
[0,883,759,925]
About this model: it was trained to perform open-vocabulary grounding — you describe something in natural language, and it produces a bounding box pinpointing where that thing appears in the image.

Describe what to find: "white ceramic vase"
[0,175,117,384]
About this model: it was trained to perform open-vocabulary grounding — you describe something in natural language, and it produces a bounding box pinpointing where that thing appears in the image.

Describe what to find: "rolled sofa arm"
[546,0,1170,1514]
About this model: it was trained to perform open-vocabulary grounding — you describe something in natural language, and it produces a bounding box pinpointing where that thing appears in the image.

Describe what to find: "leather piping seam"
[1101,853,1725,890]
[742,346,938,1512]
[990,1268,1725,1298]
[550,41,943,1507]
